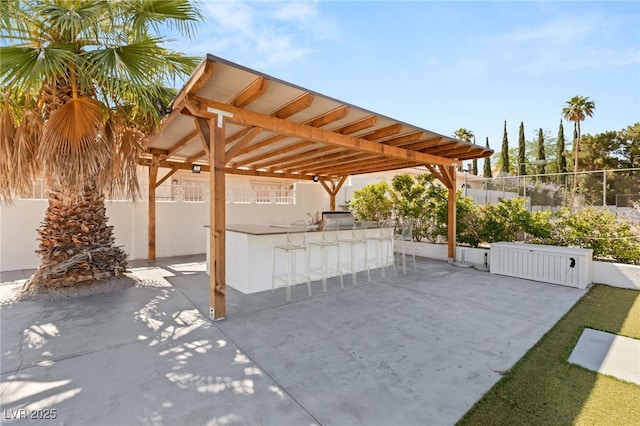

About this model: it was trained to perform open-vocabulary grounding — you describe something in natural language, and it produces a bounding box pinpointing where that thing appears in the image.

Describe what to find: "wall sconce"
[312,175,319,182]
[192,164,201,174]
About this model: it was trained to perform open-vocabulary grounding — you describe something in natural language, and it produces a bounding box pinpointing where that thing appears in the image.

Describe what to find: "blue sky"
[168,1,639,156]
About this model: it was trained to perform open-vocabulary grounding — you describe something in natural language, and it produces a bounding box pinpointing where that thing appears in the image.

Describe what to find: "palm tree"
[0,0,201,289]
[562,96,595,206]
[453,128,475,143]
[453,128,474,171]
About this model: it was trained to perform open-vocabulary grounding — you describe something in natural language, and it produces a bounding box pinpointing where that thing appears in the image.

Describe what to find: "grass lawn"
[457,284,640,425]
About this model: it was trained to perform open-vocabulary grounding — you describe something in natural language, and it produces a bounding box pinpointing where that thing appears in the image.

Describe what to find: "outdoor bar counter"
[205,223,391,294]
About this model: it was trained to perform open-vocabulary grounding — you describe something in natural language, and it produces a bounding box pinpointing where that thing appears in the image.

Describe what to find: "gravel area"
[0,274,142,305]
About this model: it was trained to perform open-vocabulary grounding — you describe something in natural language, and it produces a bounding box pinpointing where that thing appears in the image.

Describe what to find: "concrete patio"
[1,255,586,425]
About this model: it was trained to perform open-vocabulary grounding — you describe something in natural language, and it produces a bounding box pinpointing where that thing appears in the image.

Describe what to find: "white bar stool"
[339,221,371,285]
[395,218,416,274]
[367,219,396,278]
[308,218,343,292]
[272,220,311,302]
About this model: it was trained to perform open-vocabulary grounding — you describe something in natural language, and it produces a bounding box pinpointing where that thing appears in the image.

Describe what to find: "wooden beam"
[336,115,379,134]
[186,150,206,163]
[425,164,448,187]
[255,117,383,171]
[318,175,347,211]
[144,59,215,147]
[287,151,370,173]
[272,92,315,119]
[402,137,446,150]
[171,59,215,114]
[186,95,459,168]
[225,126,263,162]
[148,155,159,261]
[228,105,349,155]
[446,165,457,261]
[307,105,350,128]
[306,154,389,175]
[195,117,211,158]
[155,167,178,188]
[148,147,168,156]
[232,140,316,168]
[137,158,316,180]
[359,123,403,140]
[381,131,425,147]
[272,146,342,172]
[164,129,199,158]
[230,77,270,108]
[332,161,420,177]
[312,157,414,177]
[315,159,417,177]
[209,116,226,320]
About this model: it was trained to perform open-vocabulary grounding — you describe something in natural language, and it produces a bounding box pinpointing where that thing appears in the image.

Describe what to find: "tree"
[350,181,394,223]
[536,128,547,181]
[0,0,202,289]
[453,128,474,143]
[472,158,478,176]
[557,120,567,175]
[562,96,596,205]
[518,122,526,176]
[453,128,474,171]
[501,120,510,174]
[483,137,493,178]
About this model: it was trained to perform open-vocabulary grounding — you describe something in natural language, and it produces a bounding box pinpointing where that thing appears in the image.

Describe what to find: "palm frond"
[38,97,113,196]
[0,45,77,93]
[107,114,143,201]
[30,0,107,42]
[128,0,202,40]
[0,97,17,203]
[14,109,42,197]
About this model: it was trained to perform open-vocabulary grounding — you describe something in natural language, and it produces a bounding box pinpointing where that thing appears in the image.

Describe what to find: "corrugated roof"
[143,54,492,180]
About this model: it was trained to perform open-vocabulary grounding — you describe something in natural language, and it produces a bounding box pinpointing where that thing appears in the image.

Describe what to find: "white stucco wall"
[0,176,339,272]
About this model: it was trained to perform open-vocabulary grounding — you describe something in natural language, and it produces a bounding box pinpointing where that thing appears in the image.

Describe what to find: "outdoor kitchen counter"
[224,223,381,235]
[206,223,391,294]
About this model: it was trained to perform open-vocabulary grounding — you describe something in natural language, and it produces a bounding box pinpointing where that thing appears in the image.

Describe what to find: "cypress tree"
[501,120,509,174]
[483,137,493,178]
[472,158,478,175]
[557,120,567,175]
[537,128,547,182]
[518,121,526,175]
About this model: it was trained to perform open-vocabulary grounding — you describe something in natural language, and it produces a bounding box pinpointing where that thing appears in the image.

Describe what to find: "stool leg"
[285,249,292,302]
[351,243,357,285]
[321,246,327,293]
[364,241,371,282]
[305,248,311,296]
[272,249,277,292]
[337,244,343,288]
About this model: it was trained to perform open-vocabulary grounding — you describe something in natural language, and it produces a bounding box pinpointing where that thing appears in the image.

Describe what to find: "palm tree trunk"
[24,182,127,289]
[570,121,581,208]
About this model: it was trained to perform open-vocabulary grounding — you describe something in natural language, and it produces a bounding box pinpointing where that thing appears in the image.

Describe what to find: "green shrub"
[349,181,394,222]
[348,174,640,265]
[534,207,640,264]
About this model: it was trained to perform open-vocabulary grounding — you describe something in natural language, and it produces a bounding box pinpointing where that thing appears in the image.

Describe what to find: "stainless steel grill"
[322,211,355,227]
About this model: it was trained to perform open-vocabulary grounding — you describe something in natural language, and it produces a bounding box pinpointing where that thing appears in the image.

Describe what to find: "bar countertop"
[204,223,383,236]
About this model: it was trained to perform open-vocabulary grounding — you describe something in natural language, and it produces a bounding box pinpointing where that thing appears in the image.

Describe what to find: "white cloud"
[191,0,338,69]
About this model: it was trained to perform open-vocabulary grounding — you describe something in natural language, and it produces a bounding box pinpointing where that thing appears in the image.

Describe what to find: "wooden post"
[209,115,226,320]
[447,166,457,261]
[319,176,348,211]
[148,155,159,261]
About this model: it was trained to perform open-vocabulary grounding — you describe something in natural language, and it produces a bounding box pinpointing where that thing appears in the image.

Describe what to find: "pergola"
[142,54,493,320]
